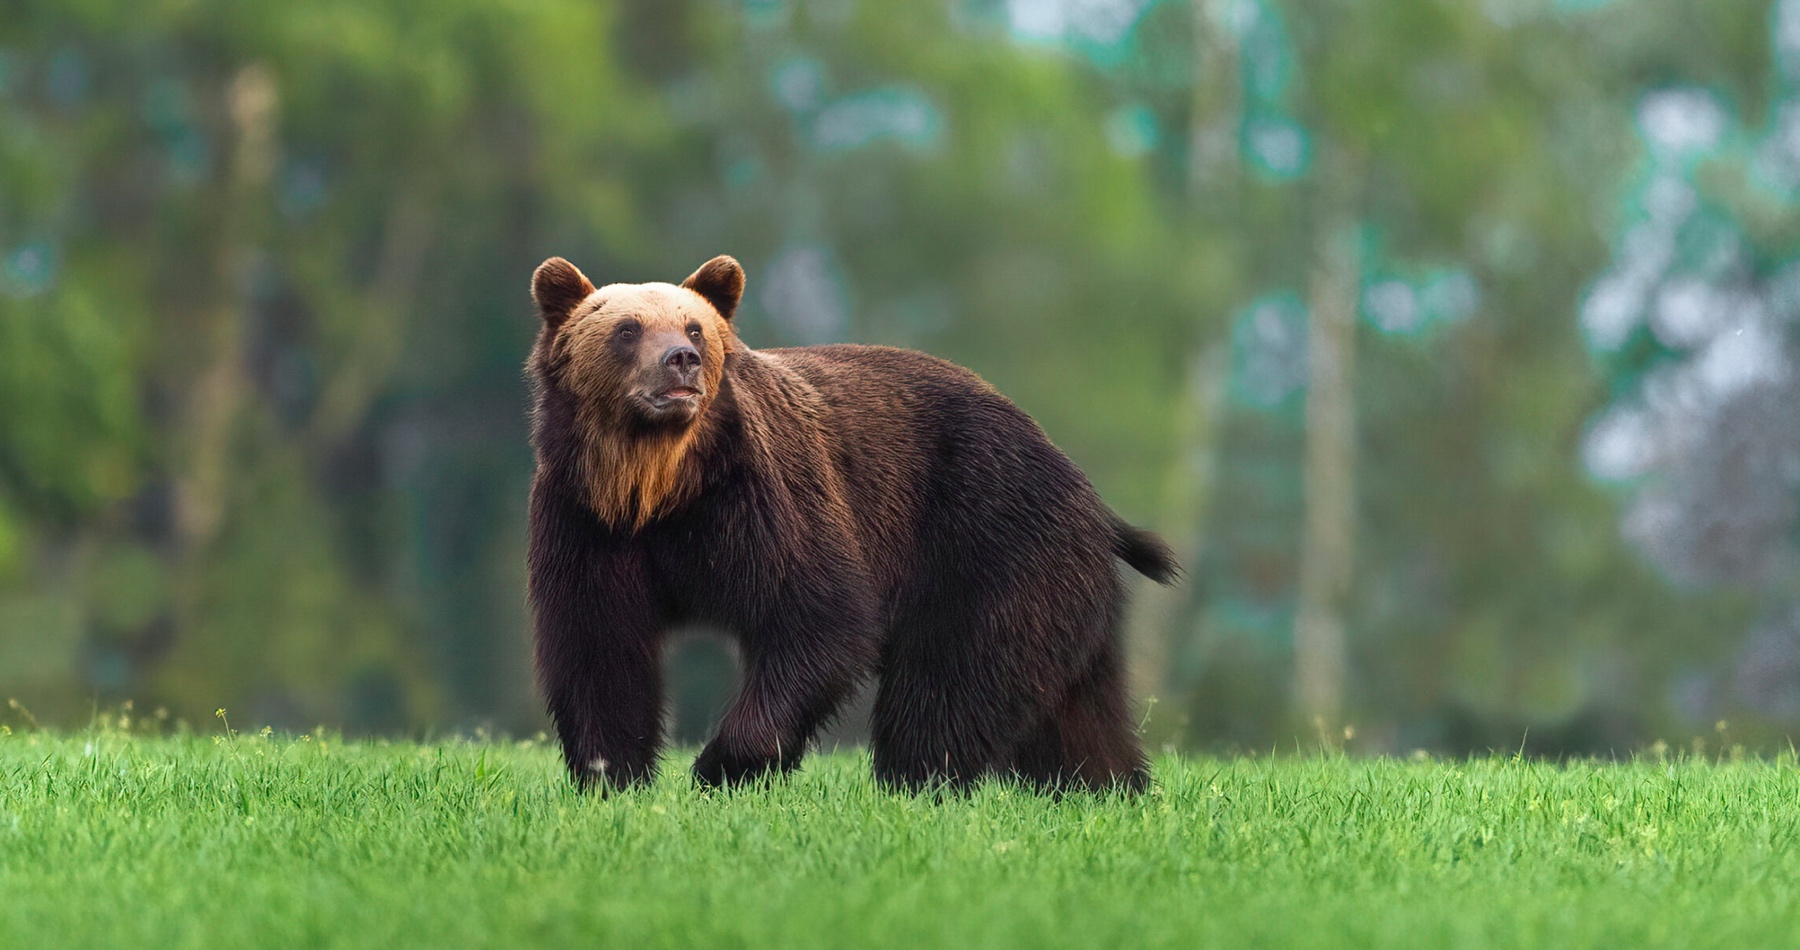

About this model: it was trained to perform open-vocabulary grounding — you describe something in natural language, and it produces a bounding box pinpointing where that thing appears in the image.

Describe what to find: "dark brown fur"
[526,255,1179,793]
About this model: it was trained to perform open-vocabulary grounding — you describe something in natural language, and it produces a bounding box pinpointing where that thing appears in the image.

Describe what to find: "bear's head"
[529,255,745,527]
[531,254,743,430]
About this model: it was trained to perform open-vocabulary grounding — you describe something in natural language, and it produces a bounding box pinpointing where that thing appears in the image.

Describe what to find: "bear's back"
[743,343,1111,597]
[759,343,997,418]
[754,343,1045,482]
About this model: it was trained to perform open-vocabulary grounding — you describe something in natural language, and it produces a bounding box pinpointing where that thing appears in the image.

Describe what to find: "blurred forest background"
[3,0,1799,755]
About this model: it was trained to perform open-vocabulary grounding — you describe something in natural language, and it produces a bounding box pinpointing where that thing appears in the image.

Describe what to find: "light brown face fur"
[532,256,745,529]
[557,283,731,427]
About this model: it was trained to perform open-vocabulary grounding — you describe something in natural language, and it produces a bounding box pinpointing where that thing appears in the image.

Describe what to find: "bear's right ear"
[531,257,596,329]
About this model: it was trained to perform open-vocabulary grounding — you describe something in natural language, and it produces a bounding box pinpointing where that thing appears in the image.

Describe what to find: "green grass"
[3,728,1799,949]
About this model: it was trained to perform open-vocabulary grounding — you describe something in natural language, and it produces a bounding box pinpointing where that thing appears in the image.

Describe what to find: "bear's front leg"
[529,484,666,792]
[693,581,878,787]
[542,624,663,792]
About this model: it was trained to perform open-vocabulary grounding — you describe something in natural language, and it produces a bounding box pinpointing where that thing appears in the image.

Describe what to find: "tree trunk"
[305,178,437,451]
[174,64,278,555]
[1294,159,1361,734]
[1124,0,1242,723]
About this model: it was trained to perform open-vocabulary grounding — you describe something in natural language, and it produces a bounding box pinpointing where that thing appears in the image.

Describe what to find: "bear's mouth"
[645,386,702,410]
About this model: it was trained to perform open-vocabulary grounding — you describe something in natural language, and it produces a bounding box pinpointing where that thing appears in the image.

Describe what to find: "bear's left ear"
[681,255,745,321]
[532,257,596,329]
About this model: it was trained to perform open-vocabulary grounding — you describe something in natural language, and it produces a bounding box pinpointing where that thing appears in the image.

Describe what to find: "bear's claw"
[692,741,790,788]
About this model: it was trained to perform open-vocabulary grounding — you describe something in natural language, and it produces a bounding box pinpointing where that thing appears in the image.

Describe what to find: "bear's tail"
[1110,515,1182,586]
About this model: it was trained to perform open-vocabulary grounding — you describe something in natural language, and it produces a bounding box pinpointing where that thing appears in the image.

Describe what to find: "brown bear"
[526,254,1178,793]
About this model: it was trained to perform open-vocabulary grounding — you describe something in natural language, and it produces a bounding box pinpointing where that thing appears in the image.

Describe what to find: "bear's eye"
[686,325,703,341]
[615,322,640,341]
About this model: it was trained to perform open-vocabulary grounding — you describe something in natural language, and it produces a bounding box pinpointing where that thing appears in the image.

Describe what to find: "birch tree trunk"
[1124,0,1241,717]
[175,64,278,556]
[1294,157,1361,733]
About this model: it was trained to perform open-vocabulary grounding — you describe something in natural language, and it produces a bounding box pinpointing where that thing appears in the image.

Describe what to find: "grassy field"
[3,726,1799,949]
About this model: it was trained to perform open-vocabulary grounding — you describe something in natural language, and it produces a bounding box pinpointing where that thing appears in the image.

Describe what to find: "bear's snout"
[632,337,706,422]
[649,341,704,401]
[662,344,701,374]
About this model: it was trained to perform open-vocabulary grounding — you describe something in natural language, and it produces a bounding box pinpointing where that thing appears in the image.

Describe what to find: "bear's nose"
[662,345,701,373]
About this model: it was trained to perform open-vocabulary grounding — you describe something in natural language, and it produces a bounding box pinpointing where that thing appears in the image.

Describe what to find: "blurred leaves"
[0,0,1794,753]
[0,283,146,516]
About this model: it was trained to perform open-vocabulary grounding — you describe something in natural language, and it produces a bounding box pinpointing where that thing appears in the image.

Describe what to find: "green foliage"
[0,283,146,516]
[0,0,672,727]
[0,0,1215,733]
[5,733,1800,948]
[0,0,1795,753]
[1164,0,1790,750]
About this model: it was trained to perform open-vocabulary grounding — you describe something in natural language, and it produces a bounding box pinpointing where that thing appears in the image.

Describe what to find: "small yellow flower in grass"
[260,726,273,739]
[215,709,226,719]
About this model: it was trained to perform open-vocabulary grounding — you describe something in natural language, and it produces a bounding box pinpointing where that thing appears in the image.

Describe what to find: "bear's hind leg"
[869,623,1052,793]
[1008,712,1069,792]
[1018,645,1148,793]
[870,668,1029,792]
